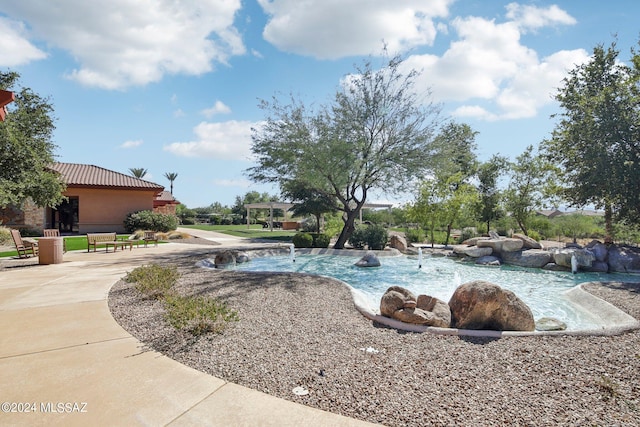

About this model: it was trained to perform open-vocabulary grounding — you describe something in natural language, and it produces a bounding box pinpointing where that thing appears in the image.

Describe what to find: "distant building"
[1,162,171,234]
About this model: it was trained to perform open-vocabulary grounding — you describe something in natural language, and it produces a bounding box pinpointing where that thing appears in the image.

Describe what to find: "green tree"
[232,191,273,222]
[430,122,479,179]
[542,41,640,242]
[475,155,508,234]
[248,54,441,248]
[504,145,556,236]
[129,168,148,179]
[281,180,336,233]
[163,172,178,194]
[553,213,596,244]
[0,71,66,209]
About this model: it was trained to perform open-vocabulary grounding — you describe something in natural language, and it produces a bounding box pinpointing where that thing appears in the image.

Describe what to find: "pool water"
[231,253,630,331]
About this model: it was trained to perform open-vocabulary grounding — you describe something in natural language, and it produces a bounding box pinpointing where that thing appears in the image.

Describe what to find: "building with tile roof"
[2,163,169,234]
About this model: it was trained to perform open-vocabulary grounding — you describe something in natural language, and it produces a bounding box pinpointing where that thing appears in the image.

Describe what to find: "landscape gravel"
[108,247,640,426]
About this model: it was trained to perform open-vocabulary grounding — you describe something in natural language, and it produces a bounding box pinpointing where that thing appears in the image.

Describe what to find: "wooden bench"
[87,232,133,253]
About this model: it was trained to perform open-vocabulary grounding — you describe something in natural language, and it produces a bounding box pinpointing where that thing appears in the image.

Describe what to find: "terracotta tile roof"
[50,163,164,191]
[155,190,179,203]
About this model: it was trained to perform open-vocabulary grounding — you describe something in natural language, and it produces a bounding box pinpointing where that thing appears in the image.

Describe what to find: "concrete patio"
[0,230,377,426]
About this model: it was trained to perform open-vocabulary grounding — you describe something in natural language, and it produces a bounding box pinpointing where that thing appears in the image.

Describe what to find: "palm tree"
[164,172,178,194]
[129,167,148,179]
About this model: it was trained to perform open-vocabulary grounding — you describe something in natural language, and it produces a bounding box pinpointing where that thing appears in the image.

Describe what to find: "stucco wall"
[65,187,158,233]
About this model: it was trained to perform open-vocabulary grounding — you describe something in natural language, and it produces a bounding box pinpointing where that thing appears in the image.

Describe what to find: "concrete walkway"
[0,236,377,426]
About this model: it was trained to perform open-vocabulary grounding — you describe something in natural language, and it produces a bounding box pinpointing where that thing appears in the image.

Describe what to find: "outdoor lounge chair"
[43,229,67,253]
[10,229,39,258]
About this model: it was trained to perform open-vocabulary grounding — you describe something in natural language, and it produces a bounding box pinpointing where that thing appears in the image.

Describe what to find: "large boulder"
[355,253,381,267]
[214,250,236,268]
[512,233,542,249]
[389,234,408,252]
[586,240,608,263]
[448,280,535,331]
[477,239,503,252]
[462,237,490,246]
[452,245,493,258]
[416,295,451,328]
[607,245,640,273]
[501,238,524,252]
[380,286,451,327]
[552,249,595,270]
[501,249,553,269]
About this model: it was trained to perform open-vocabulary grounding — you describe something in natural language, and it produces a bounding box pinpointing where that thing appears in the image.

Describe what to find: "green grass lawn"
[180,224,296,241]
[0,226,296,258]
[0,235,132,258]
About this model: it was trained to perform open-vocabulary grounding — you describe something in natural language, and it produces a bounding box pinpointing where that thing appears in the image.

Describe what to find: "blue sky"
[0,1,638,208]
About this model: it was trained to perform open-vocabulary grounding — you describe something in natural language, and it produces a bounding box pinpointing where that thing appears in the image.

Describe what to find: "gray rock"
[236,252,250,263]
[552,249,595,270]
[501,249,553,268]
[462,237,490,246]
[355,252,381,267]
[461,246,493,258]
[586,240,608,262]
[475,256,501,266]
[477,239,503,252]
[512,233,542,249]
[501,238,524,252]
[448,280,535,331]
[535,317,567,331]
[488,231,501,239]
[542,263,570,272]
[607,245,640,273]
[585,260,609,273]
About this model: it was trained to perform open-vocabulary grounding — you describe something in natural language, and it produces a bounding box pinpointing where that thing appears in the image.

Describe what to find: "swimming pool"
[222,251,639,331]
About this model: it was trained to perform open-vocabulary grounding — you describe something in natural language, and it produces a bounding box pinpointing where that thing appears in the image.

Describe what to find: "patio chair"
[142,231,158,247]
[43,229,67,253]
[10,229,39,258]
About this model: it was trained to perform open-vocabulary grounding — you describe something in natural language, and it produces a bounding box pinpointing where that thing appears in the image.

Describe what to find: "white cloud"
[0,0,245,89]
[163,120,256,161]
[201,100,232,118]
[173,109,186,118]
[402,4,589,121]
[257,0,454,59]
[505,2,577,32]
[0,17,47,66]
[120,139,143,149]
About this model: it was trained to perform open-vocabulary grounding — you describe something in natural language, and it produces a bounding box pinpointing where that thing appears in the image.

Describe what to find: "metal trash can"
[38,237,64,264]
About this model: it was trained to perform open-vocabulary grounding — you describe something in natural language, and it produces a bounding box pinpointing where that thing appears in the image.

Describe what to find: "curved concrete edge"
[349,283,640,338]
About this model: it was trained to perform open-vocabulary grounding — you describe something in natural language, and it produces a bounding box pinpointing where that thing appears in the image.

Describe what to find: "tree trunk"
[334,210,358,249]
[444,223,452,247]
[314,214,321,234]
[486,221,490,235]
[604,202,614,244]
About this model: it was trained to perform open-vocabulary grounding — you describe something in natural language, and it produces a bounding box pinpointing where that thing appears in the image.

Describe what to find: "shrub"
[0,226,11,245]
[366,224,389,250]
[348,226,368,249]
[181,217,195,225]
[125,264,179,299]
[527,230,542,241]
[124,210,178,233]
[292,232,313,248]
[163,294,239,335]
[405,228,425,245]
[311,233,330,248]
